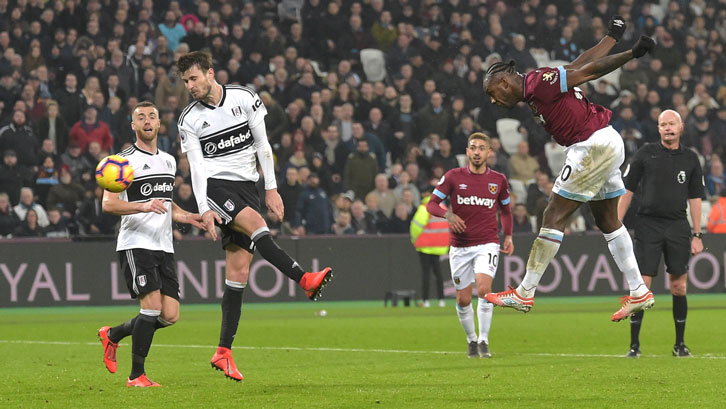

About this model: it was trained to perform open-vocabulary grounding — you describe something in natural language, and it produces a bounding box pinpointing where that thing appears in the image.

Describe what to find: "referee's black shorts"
[206,178,258,254]
[118,249,180,300]
[633,216,691,276]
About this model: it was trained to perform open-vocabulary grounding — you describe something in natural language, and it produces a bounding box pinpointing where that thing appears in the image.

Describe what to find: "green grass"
[2,295,725,409]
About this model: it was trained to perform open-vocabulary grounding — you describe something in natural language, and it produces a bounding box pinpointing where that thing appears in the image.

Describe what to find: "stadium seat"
[360,48,387,82]
[508,179,527,204]
[456,154,467,167]
[531,49,551,68]
[496,118,523,155]
[545,142,566,176]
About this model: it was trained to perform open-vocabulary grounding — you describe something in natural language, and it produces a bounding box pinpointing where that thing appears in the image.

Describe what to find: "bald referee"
[618,109,705,358]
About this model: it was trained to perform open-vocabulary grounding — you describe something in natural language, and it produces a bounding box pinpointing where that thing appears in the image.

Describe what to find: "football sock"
[219,281,245,349]
[603,226,646,296]
[673,295,687,345]
[109,315,175,343]
[130,310,159,380]
[518,228,563,298]
[109,317,136,343]
[251,227,304,282]
[629,310,644,348]
[477,299,493,345]
[456,303,477,343]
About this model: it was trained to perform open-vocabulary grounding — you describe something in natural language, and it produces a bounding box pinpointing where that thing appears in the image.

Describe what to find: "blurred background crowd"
[1,0,725,240]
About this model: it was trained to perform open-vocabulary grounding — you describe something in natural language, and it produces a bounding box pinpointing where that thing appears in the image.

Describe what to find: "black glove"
[607,15,626,41]
[631,35,655,58]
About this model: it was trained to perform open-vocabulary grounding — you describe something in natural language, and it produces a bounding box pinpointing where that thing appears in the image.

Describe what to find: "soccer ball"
[95,155,134,193]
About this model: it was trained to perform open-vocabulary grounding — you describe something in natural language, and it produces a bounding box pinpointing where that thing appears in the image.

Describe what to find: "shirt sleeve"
[623,147,646,192]
[178,117,200,154]
[523,67,563,104]
[431,170,453,202]
[688,153,706,199]
[499,175,511,206]
[243,89,268,129]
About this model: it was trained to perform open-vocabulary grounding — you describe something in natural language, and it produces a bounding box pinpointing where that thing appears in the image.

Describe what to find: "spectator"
[44,207,70,238]
[350,199,375,234]
[34,154,60,206]
[13,186,49,227]
[508,141,539,184]
[332,211,355,235]
[416,92,450,141]
[369,173,397,218]
[705,159,726,198]
[13,207,45,237]
[278,166,303,227]
[0,109,39,168]
[158,11,186,52]
[293,172,333,235]
[0,192,19,237]
[55,72,85,125]
[387,202,413,233]
[0,150,33,205]
[344,138,378,200]
[69,106,113,153]
[37,100,69,154]
[77,186,118,235]
[512,203,533,234]
[172,182,199,240]
[46,165,85,221]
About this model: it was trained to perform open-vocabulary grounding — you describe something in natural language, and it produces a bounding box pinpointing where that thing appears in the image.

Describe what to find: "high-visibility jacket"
[410,196,450,255]
[707,197,726,233]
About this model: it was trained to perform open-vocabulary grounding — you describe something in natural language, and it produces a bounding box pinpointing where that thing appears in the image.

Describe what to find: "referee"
[618,109,705,358]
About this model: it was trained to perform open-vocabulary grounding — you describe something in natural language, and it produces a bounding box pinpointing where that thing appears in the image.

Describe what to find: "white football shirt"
[178,85,268,182]
[116,144,176,253]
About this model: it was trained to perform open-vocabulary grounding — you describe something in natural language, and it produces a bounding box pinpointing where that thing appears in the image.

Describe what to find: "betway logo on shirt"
[457,195,496,208]
[200,122,253,158]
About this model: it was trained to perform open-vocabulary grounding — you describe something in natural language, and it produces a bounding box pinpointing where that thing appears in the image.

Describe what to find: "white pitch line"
[1,339,724,359]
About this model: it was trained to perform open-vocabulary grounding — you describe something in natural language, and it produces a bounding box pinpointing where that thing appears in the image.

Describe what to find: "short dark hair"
[176,51,213,74]
[133,101,158,116]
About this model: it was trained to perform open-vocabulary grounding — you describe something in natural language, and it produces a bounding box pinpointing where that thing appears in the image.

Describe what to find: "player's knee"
[456,297,471,308]
[158,314,178,327]
[670,283,687,296]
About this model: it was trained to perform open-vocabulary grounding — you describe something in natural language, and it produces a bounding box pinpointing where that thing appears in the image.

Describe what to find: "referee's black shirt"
[623,142,705,220]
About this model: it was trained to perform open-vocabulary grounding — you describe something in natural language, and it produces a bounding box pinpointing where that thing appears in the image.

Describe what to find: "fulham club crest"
[224,199,235,211]
[137,275,147,287]
[232,106,242,117]
[488,183,498,194]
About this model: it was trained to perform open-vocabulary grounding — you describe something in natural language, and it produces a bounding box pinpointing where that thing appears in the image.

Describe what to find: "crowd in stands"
[1,0,726,240]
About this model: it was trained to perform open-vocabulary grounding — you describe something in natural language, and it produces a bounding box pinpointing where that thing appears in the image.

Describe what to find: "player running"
[426,132,513,358]
[176,51,332,381]
[482,17,656,321]
[98,101,206,387]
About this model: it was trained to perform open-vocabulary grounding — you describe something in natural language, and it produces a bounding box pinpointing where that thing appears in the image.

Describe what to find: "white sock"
[517,228,564,298]
[477,298,493,344]
[456,303,477,343]
[604,225,646,296]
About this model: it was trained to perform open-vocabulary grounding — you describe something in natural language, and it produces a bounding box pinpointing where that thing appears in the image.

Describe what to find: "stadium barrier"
[1,234,724,307]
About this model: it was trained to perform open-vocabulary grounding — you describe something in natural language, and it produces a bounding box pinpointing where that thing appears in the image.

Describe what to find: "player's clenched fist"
[631,35,655,58]
[607,15,626,41]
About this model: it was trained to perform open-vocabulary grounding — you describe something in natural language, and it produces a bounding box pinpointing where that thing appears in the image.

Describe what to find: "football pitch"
[2,295,725,409]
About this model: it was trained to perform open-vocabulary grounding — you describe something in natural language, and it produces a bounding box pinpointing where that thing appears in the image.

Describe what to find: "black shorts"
[633,216,691,276]
[118,249,180,300]
[207,178,257,254]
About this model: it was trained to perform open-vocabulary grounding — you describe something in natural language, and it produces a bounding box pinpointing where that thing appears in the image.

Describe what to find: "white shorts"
[552,125,626,202]
[449,243,500,290]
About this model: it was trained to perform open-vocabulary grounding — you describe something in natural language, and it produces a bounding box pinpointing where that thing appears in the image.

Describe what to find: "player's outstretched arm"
[566,16,624,69]
[102,189,167,215]
[565,36,654,88]
[186,148,221,240]
[251,124,284,221]
[171,202,206,231]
